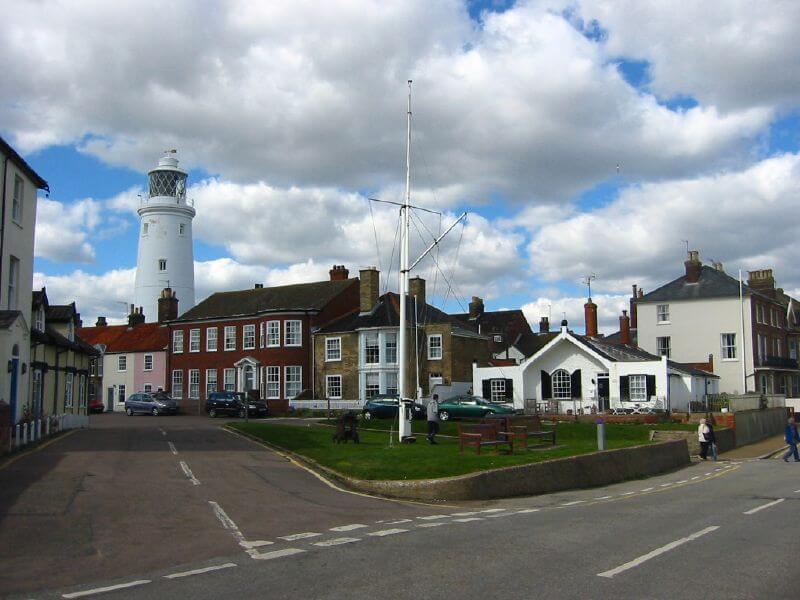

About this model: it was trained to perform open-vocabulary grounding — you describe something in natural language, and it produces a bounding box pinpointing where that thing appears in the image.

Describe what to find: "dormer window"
[35,307,45,332]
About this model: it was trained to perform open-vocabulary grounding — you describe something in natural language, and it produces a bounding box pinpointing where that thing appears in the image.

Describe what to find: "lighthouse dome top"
[148,149,188,200]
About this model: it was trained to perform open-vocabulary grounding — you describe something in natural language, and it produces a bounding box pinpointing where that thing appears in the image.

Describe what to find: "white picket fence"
[289,399,364,411]
[6,413,89,453]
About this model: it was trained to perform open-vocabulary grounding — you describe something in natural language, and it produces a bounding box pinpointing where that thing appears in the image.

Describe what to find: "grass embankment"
[230,419,689,481]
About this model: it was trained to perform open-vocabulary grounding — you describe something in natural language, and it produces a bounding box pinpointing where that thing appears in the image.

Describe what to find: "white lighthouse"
[133,150,196,321]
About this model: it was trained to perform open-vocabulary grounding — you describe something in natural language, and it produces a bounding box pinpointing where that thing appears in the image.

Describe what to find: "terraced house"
[313,268,490,402]
[167,266,359,413]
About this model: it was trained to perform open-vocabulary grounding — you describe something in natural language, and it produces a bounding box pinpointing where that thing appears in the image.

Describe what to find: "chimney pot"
[684,250,702,283]
[158,287,179,323]
[619,310,631,345]
[539,316,550,333]
[329,264,350,281]
[95,316,107,327]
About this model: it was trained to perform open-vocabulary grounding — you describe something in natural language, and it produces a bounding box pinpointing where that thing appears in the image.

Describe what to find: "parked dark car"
[206,392,268,418]
[361,395,427,421]
[436,395,514,421]
[89,398,105,413]
[125,392,179,416]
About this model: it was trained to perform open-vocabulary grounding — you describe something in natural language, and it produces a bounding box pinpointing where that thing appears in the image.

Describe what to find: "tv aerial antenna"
[582,273,597,299]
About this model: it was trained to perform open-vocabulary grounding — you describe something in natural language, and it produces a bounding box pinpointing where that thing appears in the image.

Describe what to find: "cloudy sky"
[4,0,799,332]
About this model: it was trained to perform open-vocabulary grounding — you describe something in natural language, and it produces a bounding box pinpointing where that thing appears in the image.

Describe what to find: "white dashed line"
[453,517,484,523]
[368,528,408,537]
[62,580,151,598]
[208,501,261,559]
[418,515,449,520]
[640,488,654,492]
[168,441,178,455]
[594,495,613,500]
[451,511,479,517]
[795,489,800,493]
[240,540,273,549]
[330,524,367,532]
[516,508,540,514]
[704,472,712,476]
[690,476,700,480]
[660,483,672,487]
[180,461,200,486]
[597,526,719,579]
[418,522,448,528]
[253,548,306,560]
[164,563,237,579]
[620,492,636,496]
[313,537,361,547]
[480,508,507,513]
[675,480,689,484]
[486,512,513,518]
[743,498,785,515]
[384,519,413,524]
[562,500,586,506]
[279,532,321,541]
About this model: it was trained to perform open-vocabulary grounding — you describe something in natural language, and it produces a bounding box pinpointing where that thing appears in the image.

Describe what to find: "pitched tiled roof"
[574,335,661,363]
[668,361,719,378]
[32,325,99,355]
[0,310,22,330]
[173,279,357,322]
[510,332,558,358]
[0,135,49,191]
[639,265,762,303]
[602,329,639,346]
[46,303,77,323]
[452,309,533,335]
[77,323,169,353]
[32,288,49,310]
[317,292,483,338]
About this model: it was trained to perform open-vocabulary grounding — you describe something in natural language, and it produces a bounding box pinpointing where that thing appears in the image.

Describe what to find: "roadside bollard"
[596,418,606,451]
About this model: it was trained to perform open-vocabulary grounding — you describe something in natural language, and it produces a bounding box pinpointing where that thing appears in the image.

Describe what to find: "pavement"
[720,434,787,459]
[2,413,799,599]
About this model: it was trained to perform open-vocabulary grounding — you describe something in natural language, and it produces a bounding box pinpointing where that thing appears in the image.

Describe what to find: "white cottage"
[473,320,717,414]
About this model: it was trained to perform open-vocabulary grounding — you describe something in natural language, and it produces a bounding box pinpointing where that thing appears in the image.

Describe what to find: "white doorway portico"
[234,357,261,396]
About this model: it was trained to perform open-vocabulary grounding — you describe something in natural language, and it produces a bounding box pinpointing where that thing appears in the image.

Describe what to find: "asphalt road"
[2,414,799,599]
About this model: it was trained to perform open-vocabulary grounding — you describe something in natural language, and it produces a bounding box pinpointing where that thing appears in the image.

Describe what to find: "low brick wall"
[326,439,690,501]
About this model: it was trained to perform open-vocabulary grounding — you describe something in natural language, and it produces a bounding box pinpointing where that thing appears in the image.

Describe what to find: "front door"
[597,376,610,412]
[9,358,19,421]
[107,387,114,411]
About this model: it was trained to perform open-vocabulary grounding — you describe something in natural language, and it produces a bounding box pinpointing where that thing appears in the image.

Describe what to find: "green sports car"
[436,395,515,421]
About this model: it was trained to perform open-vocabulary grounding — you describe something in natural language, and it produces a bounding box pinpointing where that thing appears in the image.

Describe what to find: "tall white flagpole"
[398,80,413,442]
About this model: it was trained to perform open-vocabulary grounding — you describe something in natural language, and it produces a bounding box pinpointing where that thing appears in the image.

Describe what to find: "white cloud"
[34,198,102,263]
[521,293,630,335]
[528,153,800,295]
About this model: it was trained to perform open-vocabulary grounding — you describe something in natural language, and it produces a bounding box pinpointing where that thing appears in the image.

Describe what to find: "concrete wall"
[733,407,787,446]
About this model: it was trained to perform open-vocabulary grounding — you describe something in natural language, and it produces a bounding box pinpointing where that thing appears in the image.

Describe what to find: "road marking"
[241,540,273,549]
[384,518,413,524]
[313,537,360,547]
[208,501,262,559]
[418,514,449,520]
[620,492,635,496]
[561,500,586,506]
[279,532,321,541]
[660,483,672,487]
[168,441,177,455]
[743,498,785,515]
[451,511,479,516]
[453,517,484,523]
[487,512,513,518]
[704,472,712,476]
[164,563,237,579]
[690,476,700,480]
[330,524,366,532]
[675,480,689,484]
[180,461,200,485]
[594,495,613,500]
[640,488,654,492]
[480,508,506,513]
[253,548,306,560]
[368,528,408,537]
[62,580,151,598]
[516,508,540,514]
[159,428,166,436]
[418,522,448,528]
[794,490,800,493]
[597,526,720,579]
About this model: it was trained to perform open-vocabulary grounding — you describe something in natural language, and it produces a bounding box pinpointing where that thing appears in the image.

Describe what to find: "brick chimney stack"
[685,250,702,283]
[359,267,379,313]
[619,310,631,345]
[95,316,107,327]
[747,269,776,299]
[409,277,426,309]
[468,296,484,320]
[329,264,349,281]
[158,287,179,323]
[128,306,145,327]
[584,298,598,338]
[539,316,550,333]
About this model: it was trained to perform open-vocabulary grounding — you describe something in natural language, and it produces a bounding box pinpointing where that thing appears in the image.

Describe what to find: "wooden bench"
[457,423,514,455]
[482,415,556,450]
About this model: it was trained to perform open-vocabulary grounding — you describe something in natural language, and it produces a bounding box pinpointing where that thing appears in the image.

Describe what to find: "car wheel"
[363,411,372,420]
[126,407,134,416]
[439,410,450,421]
[238,408,246,418]
[152,407,159,416]
[209,408,217,418]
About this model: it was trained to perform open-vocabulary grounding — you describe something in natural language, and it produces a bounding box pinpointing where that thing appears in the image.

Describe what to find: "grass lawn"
[229,419,681,481]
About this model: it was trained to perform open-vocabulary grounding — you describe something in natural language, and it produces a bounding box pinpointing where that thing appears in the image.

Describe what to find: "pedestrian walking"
[698,418,711,460]
[782,417,800,462]
[707,420,718,461]
[427,394,440,444]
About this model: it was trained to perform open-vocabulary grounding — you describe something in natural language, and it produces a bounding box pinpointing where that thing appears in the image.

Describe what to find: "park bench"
[482,415,556,449]
[457,423,514,455]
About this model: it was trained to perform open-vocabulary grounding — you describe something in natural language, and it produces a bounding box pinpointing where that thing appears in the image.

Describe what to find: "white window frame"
[64,372,74,408]
[144,383,152,393]
[285,320,302,347]
[118,355,127,372]
[173,330,184,353]
[206,369,218,396]
[189,369,200,399]
[35,307,44,332]
[364,332,380,364]
[552,369,571,399]
[224,326,237,351]
[259,322,266,348]
[656,336,671,358]
[490,379,506,402]
[721,333,737,360]
[385,332,397,364]
[656,304,670,323]
[159,258,167,272]
[223,368,236,392]
[285,366,302,399]
[266,366,280,399]
[267,321,280,347]
[189,329,201,352]
[629,374,647,402]
[364,371,380,400]
[243,324,256,350]
[326,375,342,399]
[118,384,126,405]
[172,370,183,399]
[144,354,153,371]
[206,327,218,352]
[325,337,342,362]
[427,334,443,360]
[385,371,399,396]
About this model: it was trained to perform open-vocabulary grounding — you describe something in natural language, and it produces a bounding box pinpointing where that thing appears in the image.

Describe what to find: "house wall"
[0,316,30,422]
[102,352,136,411]
[29,342,90,417]
[638,296,754,395]
[314,331,359,399]
[133,350,168,392]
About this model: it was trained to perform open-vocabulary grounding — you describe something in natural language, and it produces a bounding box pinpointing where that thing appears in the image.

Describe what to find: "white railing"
[289,399,364,411]
[6,413,89,454]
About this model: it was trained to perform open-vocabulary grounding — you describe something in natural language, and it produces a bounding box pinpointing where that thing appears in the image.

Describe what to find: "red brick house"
[167,266,359,412]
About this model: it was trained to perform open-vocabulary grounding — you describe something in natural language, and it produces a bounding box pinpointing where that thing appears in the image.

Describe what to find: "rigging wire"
[367,197,383,275]
[384,208,402,295]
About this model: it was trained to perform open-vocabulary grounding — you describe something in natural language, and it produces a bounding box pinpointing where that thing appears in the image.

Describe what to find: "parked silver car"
[125,392,179,416]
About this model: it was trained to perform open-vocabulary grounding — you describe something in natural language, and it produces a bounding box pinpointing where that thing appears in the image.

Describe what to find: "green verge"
[229,420,688,481]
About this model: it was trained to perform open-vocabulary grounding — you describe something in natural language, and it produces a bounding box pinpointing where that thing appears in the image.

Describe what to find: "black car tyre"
[209,408,217,418]
[363,411,372,420]
[152,407,159,416]
[126,407,134,416]
[439,410,450,421]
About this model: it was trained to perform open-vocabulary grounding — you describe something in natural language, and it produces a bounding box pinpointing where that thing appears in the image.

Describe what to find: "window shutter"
[541,370,552,399]
[571,369,582,398]
[646,375,656,400]
[620,376,630,401]
[505,379,513,400]
[482,379,491,400]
